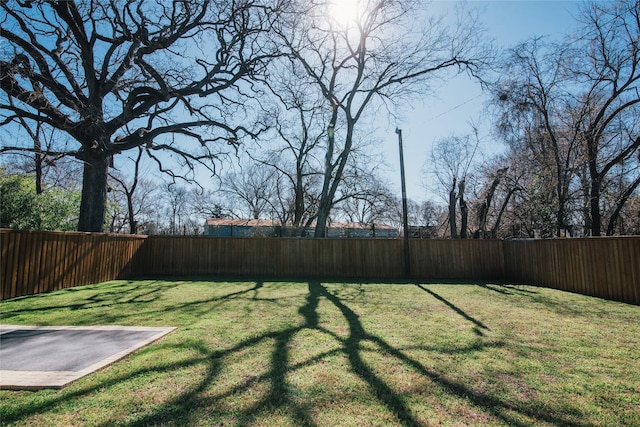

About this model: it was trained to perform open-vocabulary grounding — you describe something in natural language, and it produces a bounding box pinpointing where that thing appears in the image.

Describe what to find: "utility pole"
[396,128,411,278]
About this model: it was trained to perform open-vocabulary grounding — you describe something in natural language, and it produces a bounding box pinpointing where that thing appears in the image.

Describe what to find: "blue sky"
[0,0,586,213]
[383,0,584,203]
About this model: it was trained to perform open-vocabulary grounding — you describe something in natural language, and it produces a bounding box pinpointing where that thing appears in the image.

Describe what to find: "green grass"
[1,279,639,426]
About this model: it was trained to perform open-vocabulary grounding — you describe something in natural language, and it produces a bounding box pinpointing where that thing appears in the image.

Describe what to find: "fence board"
[59,233,70,289]
[5,232,17,299]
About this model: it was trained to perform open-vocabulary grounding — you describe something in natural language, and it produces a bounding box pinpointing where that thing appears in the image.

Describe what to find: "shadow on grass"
[2,279,595,427]
[474,282,604,318]
[0,280,181,321]
[415,284,490,335]
[0,279,279,327]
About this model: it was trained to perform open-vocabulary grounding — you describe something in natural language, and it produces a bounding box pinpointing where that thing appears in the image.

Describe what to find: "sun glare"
[328,0,362,28]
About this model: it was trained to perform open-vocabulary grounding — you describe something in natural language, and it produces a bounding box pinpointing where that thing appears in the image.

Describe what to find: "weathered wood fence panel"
[410,239,505,280]
[1,230,146,300]
[503,237,640,305]
[129,236,404,279]
[2,229,639,304]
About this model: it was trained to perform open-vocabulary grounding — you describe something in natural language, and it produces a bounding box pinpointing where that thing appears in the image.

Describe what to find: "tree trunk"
[556,201,566,237]
[606,174,640,235]
[491,188,517,238]
[17,114,43,194]
[314,105,340,238]
[459,178,468,239]
[477,201,488,239]
[477,168,506,239]
[586,138,602,236]
[127,191,137,234]
[78,154,111,232]
[293,173,305,227]
[315,203,329,237]
[589,173,602,237]
[449,177,457,239]
[578,163,591,237]
[34,137,43,195]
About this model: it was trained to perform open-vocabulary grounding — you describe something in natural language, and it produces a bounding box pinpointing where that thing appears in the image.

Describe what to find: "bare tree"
[272,0,492,237]
[607,173,640,235]
[2,99,75,194]
[414,200,440,233]
[335,165,396,226]
[108,146,159,234]
[190,187,229,220]
[475,165,509,239]
[570,0,640,235]
[251,63,325,231]
[222,164,278,220]
[6,98,46,194]
[495,38,583,237]
[493,1,640,236]
[1,0,276,231]
[429,133,479,238]
[163,183,189,235]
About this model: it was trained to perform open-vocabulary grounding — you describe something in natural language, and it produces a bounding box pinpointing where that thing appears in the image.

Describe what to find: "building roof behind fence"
[205,218,397,230]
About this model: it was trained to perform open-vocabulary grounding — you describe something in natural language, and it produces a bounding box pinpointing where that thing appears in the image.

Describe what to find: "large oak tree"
[1,0,276,231]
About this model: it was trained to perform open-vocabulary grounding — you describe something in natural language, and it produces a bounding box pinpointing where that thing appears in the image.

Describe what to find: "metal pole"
[396,128,411,277]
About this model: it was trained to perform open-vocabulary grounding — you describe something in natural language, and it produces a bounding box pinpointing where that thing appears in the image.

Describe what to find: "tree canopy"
[1,0,276,231]
[1,0,638,237]
[0,169,80,230]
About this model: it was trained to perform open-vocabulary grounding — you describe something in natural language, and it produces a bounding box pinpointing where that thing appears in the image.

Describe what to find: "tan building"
[204,218,399,238]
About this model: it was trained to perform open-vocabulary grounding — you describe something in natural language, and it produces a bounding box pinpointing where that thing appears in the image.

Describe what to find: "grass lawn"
[1,279,639,426]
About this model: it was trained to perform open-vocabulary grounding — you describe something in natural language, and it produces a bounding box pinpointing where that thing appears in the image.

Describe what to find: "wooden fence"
[130,236,404,278]
[1,230,145,300]
[409,239,505,280]
[1,229,639,305]
[129,237,506,280]
[503,237,640,305]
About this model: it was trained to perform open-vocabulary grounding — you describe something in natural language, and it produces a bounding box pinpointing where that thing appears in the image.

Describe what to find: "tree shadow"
[327,282,596,426]
[312,281,424,426]
[0,280,180,322]
[415,284,490,335]
[477,283,540,296]
[115,280,323,427]
[474,281,603,318]
[1,279,278,327]
[2,279,596,427]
